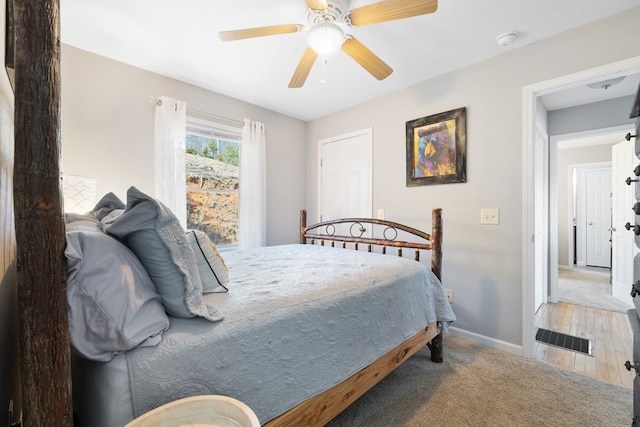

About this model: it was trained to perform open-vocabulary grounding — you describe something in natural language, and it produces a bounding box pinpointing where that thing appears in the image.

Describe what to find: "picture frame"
[406,107,466,186]
[5,0,14,91]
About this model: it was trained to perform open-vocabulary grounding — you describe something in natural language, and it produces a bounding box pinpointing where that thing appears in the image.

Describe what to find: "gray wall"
[0,0,20,422]
[548,95,637,136]
[306,7,640,346]
[61,45,308,246]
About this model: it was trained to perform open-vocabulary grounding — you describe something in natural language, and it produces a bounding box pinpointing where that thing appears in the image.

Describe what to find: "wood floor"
[535,301,634,388]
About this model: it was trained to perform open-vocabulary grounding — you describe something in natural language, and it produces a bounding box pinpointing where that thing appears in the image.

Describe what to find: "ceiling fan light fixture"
[307,22,344,55]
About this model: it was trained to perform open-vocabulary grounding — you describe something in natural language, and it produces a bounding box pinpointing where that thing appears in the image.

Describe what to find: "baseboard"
[446,326,523,357]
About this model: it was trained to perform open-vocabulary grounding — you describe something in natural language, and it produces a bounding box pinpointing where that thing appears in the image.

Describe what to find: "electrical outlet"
[481,208,500,225]
[445,289,453,303]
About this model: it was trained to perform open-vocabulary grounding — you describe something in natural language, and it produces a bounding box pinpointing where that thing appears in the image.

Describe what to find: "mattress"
[73,244,455,427]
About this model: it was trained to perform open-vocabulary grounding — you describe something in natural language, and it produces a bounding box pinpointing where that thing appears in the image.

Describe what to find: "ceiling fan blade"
[349,0,438,27]
[289,47,319,88]
[341,37,393,81]
[219,24,303,42]
[306,0,328,10]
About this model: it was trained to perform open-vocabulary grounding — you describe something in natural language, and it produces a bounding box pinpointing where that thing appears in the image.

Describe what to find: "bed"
[67,188,455,427]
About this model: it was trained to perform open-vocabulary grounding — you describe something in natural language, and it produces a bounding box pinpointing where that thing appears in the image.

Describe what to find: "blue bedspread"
[122,244,455,424]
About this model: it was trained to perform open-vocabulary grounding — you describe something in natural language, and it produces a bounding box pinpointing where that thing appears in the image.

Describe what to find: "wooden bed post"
[13,0,73,424]
[431,208,442,281]
[299,209,307,244]
[430,208,443,363]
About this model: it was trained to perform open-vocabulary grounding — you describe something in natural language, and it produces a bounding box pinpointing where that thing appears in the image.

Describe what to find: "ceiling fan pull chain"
[321,57,328,84]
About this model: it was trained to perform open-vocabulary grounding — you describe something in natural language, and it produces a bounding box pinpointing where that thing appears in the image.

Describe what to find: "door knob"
[631,280,640,297]
[635,164,640,177]
[626,132,637,141]
[625,360,640,372]
[634,202,640,215]
[626,177,639,185]
[625,222,640,233]
[625,222,640,235]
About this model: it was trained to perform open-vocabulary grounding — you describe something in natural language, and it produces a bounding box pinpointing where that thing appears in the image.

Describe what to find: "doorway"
[575,165,612,269]
[522,55,640,359]
[317,128,373,223]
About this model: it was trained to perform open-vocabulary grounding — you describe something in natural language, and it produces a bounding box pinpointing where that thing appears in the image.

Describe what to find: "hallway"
[535,300,633,388]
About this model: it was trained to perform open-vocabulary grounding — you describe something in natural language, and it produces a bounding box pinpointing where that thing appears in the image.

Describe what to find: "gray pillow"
[104,186,222,321]
[90,192,126,221]
[65,213,102,232]
[186,229,229,293]
[65,230,170,362]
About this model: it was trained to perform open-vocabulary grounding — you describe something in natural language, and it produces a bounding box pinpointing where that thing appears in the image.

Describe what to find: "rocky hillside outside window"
[185,116,241,246]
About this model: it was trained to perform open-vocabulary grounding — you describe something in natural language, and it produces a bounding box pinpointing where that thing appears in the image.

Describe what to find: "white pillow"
[186,230,229,293]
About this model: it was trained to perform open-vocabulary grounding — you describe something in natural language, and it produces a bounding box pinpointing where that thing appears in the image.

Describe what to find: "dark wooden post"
[429,208,443,363]
[431,208,442,281]
[299,209,307,244]
[13,0,73,425]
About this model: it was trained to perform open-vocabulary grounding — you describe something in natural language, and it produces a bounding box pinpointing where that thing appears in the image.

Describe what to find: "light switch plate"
[481,208,500,225]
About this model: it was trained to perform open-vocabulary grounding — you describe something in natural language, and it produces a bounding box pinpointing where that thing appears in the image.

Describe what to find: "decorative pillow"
[104,186,222,321]
[90,192,126,221]
[65,230,170,362]
[186,230,229,293]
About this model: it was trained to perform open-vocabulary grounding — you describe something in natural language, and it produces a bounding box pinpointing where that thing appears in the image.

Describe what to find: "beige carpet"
[558,267,632,313]
[328,335,632,427]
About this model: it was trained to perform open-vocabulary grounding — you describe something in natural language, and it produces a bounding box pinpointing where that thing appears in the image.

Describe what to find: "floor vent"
[535,328,593,356]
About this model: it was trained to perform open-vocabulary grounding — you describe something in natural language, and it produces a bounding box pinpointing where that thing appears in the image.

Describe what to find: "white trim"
[522,84,537,358]
[186,115,242,141]
[317,127,373,223]
[522,55,640,359]
[553,124,635,149]
[548,133,558,303]
[447,326,523,356]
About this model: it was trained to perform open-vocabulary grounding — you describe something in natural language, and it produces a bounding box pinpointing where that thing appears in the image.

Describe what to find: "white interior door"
[585,168,612,268]
[612,141,636,306]
[318,128,372,224]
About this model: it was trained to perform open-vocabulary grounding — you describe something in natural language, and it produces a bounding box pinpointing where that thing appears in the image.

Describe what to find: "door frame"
[522,55,640,358]
[549,128,630,302]
[534,122,549,312]
[317,127,373,222]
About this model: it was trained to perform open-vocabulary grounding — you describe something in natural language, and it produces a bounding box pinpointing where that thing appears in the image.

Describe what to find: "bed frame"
[265,208,444,426]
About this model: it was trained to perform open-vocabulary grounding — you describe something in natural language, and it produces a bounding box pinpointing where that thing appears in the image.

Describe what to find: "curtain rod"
[149,97,244,128]
[187,107,244,129]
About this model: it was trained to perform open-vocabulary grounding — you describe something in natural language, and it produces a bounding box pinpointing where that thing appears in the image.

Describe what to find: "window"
[185,115,241,246]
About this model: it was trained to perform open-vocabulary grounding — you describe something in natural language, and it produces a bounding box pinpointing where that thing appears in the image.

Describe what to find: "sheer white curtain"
[239,119,266,248]
[154,96,187,227]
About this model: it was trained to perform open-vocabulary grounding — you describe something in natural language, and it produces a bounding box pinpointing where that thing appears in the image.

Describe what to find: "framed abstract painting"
[406,107,466,186]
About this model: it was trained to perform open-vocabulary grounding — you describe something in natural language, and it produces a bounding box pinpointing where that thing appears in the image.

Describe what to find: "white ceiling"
[60,0,640,121]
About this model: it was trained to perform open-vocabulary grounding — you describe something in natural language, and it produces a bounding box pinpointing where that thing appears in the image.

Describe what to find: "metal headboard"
[299,208,443,280]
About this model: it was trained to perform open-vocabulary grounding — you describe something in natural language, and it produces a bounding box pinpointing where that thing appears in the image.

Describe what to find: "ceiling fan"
[219,0,438,88]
